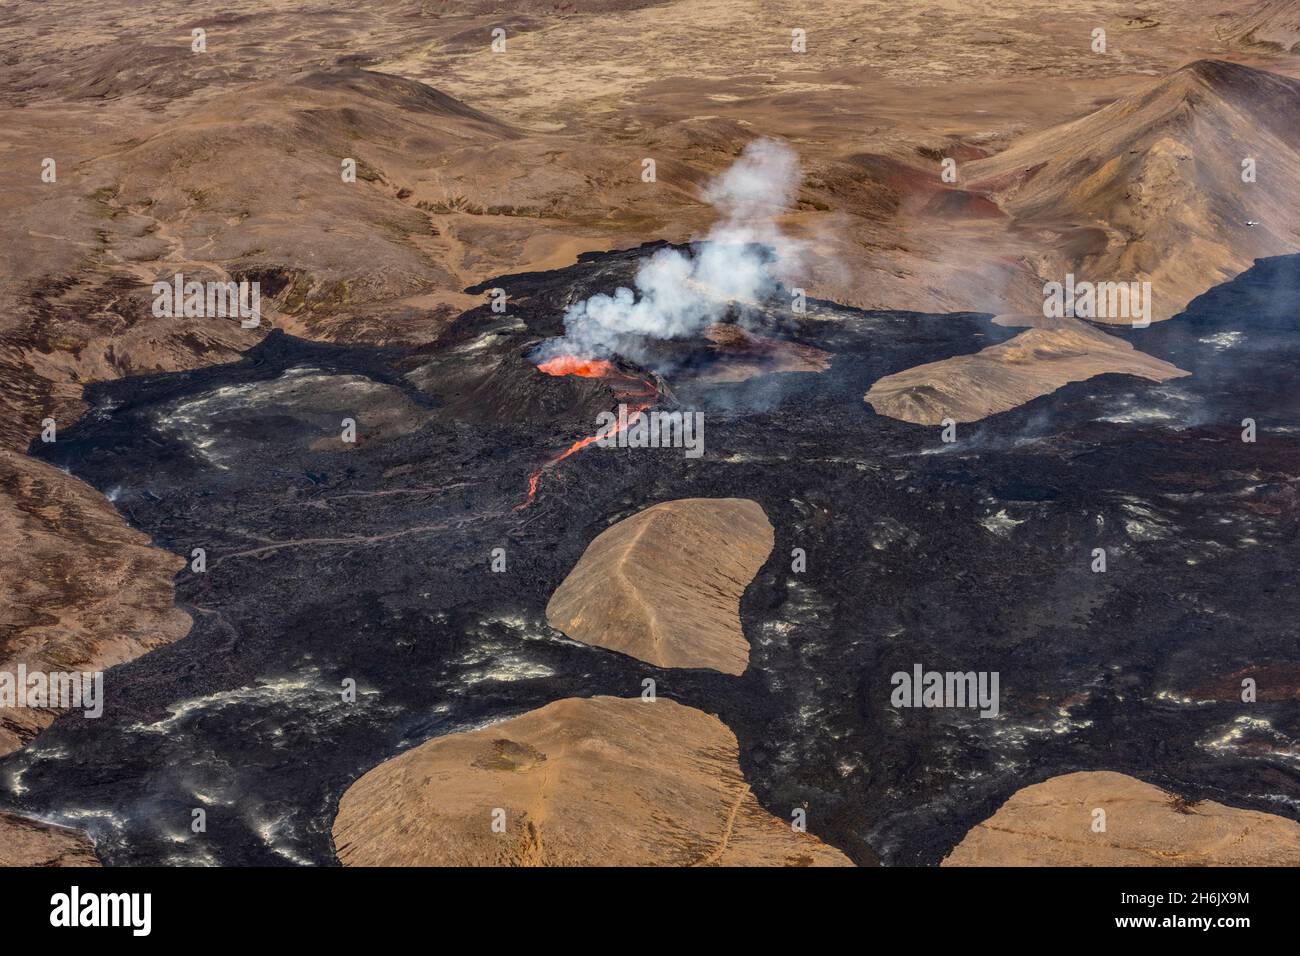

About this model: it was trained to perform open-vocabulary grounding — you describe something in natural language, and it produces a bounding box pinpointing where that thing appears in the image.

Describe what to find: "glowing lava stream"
[518,360,657,509]
[536,355,617,378]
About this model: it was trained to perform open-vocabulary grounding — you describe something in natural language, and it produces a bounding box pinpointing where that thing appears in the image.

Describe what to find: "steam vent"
[3,0,1300,936]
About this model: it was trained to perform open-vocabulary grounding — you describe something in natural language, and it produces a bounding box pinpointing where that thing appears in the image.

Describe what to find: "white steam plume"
[543,138,804,360]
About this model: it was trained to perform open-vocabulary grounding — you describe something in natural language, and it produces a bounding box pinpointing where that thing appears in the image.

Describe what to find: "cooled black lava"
[4,245,1298,866]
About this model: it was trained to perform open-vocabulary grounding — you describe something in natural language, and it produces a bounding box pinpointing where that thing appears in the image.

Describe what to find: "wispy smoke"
[541,138,804,361]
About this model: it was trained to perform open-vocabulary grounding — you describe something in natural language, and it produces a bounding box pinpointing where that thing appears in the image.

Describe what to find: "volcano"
[2,244,1298,869]
[4,1,1300,884]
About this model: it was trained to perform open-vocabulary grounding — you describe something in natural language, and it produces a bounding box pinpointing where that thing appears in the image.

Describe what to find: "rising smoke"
[538,138,805,363]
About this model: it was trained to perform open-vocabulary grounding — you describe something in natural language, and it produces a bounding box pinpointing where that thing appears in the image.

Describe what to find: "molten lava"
[519,363,658,509]
[537,355,617,378]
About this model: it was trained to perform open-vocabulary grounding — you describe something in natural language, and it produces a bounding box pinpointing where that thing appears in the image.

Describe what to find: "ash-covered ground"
[3,244,1298,866]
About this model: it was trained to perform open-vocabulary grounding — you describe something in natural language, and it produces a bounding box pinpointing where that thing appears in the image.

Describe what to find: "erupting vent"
[537,355,617,378]
[520,356,659,509]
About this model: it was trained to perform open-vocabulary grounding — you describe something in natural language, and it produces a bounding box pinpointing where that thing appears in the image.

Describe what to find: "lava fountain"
[519,356,657,508]
[537,355,618,378]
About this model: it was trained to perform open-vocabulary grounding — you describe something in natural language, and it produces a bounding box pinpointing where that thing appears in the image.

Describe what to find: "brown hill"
[967,59,1300,322]
[0,450,191,757]
[0,812,99,867]
[546,498,774,675]
[943,771,1300,866]
[0,67,498,450]
[332,696,852,867]
[0,63,707,450]
[865,318,1188,424]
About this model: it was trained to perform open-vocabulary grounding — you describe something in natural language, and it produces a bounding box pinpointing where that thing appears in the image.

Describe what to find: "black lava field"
[4,244,1298,866]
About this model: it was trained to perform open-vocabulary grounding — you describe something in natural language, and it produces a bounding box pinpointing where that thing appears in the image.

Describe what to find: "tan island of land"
[943,770,1300,866]
[546,498,774,675]
[865,317,1188,425]
[333,696,852,867]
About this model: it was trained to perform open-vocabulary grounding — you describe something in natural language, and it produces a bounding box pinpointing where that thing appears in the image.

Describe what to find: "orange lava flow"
[537,355,617,378]
[518,374,657,510]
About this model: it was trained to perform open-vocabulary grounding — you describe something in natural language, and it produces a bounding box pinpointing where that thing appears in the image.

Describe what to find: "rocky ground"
[0,245,1295,865]
[334,696,851,866]
[944,771,1300,866]
[3,0,1300,866]
[546,497,774,675]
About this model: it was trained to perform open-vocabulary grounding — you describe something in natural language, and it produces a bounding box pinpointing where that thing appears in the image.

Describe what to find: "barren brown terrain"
[0,449,190,758]
[943,771,1300,866]
[4,0,1300,448]
[865,316,1188,425]
[1,0,1298,873]
[0,810,100,867]
[333,696,851,866]
[546,498,774,675]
